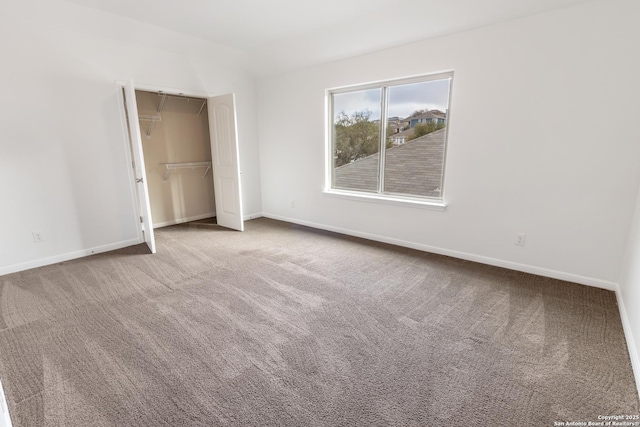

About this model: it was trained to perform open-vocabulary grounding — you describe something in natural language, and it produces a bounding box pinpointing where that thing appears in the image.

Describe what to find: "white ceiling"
[63,0,396,51]
[61,0,596,75]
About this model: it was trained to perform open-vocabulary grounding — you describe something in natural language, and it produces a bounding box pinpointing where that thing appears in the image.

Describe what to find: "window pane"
[384,79,450,198]
[332,88,382,193]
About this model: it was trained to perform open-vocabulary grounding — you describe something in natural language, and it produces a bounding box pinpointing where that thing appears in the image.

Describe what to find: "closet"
[121,81,244,254]
[134,90,216,229]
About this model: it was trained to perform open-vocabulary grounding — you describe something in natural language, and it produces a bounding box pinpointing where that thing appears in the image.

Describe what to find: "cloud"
[333,88,382,119]
[388,79,450,117]
[333,78,450,121]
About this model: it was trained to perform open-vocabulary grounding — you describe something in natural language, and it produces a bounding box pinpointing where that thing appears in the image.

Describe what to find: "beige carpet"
[0,218,638,426]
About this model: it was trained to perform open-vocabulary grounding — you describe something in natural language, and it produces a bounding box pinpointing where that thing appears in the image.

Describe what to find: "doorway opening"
[134,90,217,229]
[120,81,245,254]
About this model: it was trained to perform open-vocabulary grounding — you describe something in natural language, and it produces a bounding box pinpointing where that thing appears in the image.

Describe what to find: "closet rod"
[160,161,212,181]
[157,93,206,102]
[155,92,206,116]
[138,115,161,121]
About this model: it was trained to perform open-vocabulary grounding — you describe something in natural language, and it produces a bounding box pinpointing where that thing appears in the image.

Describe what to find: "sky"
[333,78,451,121]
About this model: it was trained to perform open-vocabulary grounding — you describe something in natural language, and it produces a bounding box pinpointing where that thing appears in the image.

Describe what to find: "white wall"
[257,0,640,285]
[619,185,640,393]
[0,0,261,274]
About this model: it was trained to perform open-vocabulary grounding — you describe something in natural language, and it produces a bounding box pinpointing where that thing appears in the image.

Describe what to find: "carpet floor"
[0,218,638,426]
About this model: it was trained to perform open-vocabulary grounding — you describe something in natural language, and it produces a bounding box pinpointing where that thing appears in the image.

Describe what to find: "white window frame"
[324,72,453,210]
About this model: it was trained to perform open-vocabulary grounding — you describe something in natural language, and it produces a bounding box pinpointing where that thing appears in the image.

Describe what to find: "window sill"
[322,189,447,211]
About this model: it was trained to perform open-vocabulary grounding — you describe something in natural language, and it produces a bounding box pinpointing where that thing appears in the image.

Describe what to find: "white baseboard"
[153,213,216,229]
[244,213,263,221]
[615,286,640,401]
[0,380,12,427]
[0,212,264,277]
[261,212,639,398]
[153,212,263,228]
[260,212,617,290]
[0,238,141,277]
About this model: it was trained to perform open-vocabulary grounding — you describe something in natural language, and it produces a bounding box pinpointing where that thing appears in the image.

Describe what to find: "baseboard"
[0,380,12,427]
[261,212,639,397]
[615,286,640,401]
[0,238,141,277]
[153,213,216,229]
[260,212,617,291]
[153,213,263,228]
[0,212,264,276]
[244,213,263,221]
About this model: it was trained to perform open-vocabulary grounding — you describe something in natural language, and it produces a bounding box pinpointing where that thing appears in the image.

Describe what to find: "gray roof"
[389,127,415,139]
[334,128,446,198]
[410,111,446,121]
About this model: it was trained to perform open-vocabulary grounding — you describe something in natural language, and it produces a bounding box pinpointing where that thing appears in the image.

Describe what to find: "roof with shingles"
[389,127,415,139]
[410,111,446,121]
[334,128,446,198]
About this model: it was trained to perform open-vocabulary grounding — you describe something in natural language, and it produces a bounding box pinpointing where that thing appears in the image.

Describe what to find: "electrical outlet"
[291,200,296,208]
[515,233,526,246]
[32,230,45,243]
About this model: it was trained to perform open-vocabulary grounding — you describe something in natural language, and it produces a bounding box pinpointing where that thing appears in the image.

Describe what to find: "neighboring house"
[334,128,446,198]
[388,126,415,145]
[379,117,409,136]
[387,117,409,133]
[408,111,446,128]
[388,110,446,145]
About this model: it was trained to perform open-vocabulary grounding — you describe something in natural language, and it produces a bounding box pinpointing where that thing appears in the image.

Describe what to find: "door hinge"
[136,178,143,183]
[140,216,143,223]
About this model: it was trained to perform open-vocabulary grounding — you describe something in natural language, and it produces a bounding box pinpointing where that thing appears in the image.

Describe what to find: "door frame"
[116,84,145,244]
[117,80,156,253]
[115,80,244,248]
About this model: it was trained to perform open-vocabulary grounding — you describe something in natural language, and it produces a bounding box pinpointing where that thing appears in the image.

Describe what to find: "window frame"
[325,71,453,210]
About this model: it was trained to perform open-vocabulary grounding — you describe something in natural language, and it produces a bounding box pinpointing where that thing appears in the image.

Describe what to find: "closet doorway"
[120,81,244,254]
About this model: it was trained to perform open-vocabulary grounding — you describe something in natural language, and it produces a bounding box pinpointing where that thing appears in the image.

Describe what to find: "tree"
[408,109,428,118]
[334,110,380,167]
[407,122,445,141]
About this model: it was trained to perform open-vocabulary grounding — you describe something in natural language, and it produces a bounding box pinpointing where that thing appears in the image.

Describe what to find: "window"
[328,72,452,203]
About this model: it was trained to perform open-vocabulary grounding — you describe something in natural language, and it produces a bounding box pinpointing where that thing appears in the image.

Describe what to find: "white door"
[208,93,244,231]
[123,81,156,253]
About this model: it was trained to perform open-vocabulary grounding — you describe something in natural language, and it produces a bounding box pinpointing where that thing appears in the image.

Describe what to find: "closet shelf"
[160,162,212,181]
[157,93,167,114]
[157,93,207,117]
[139,115,161,138]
